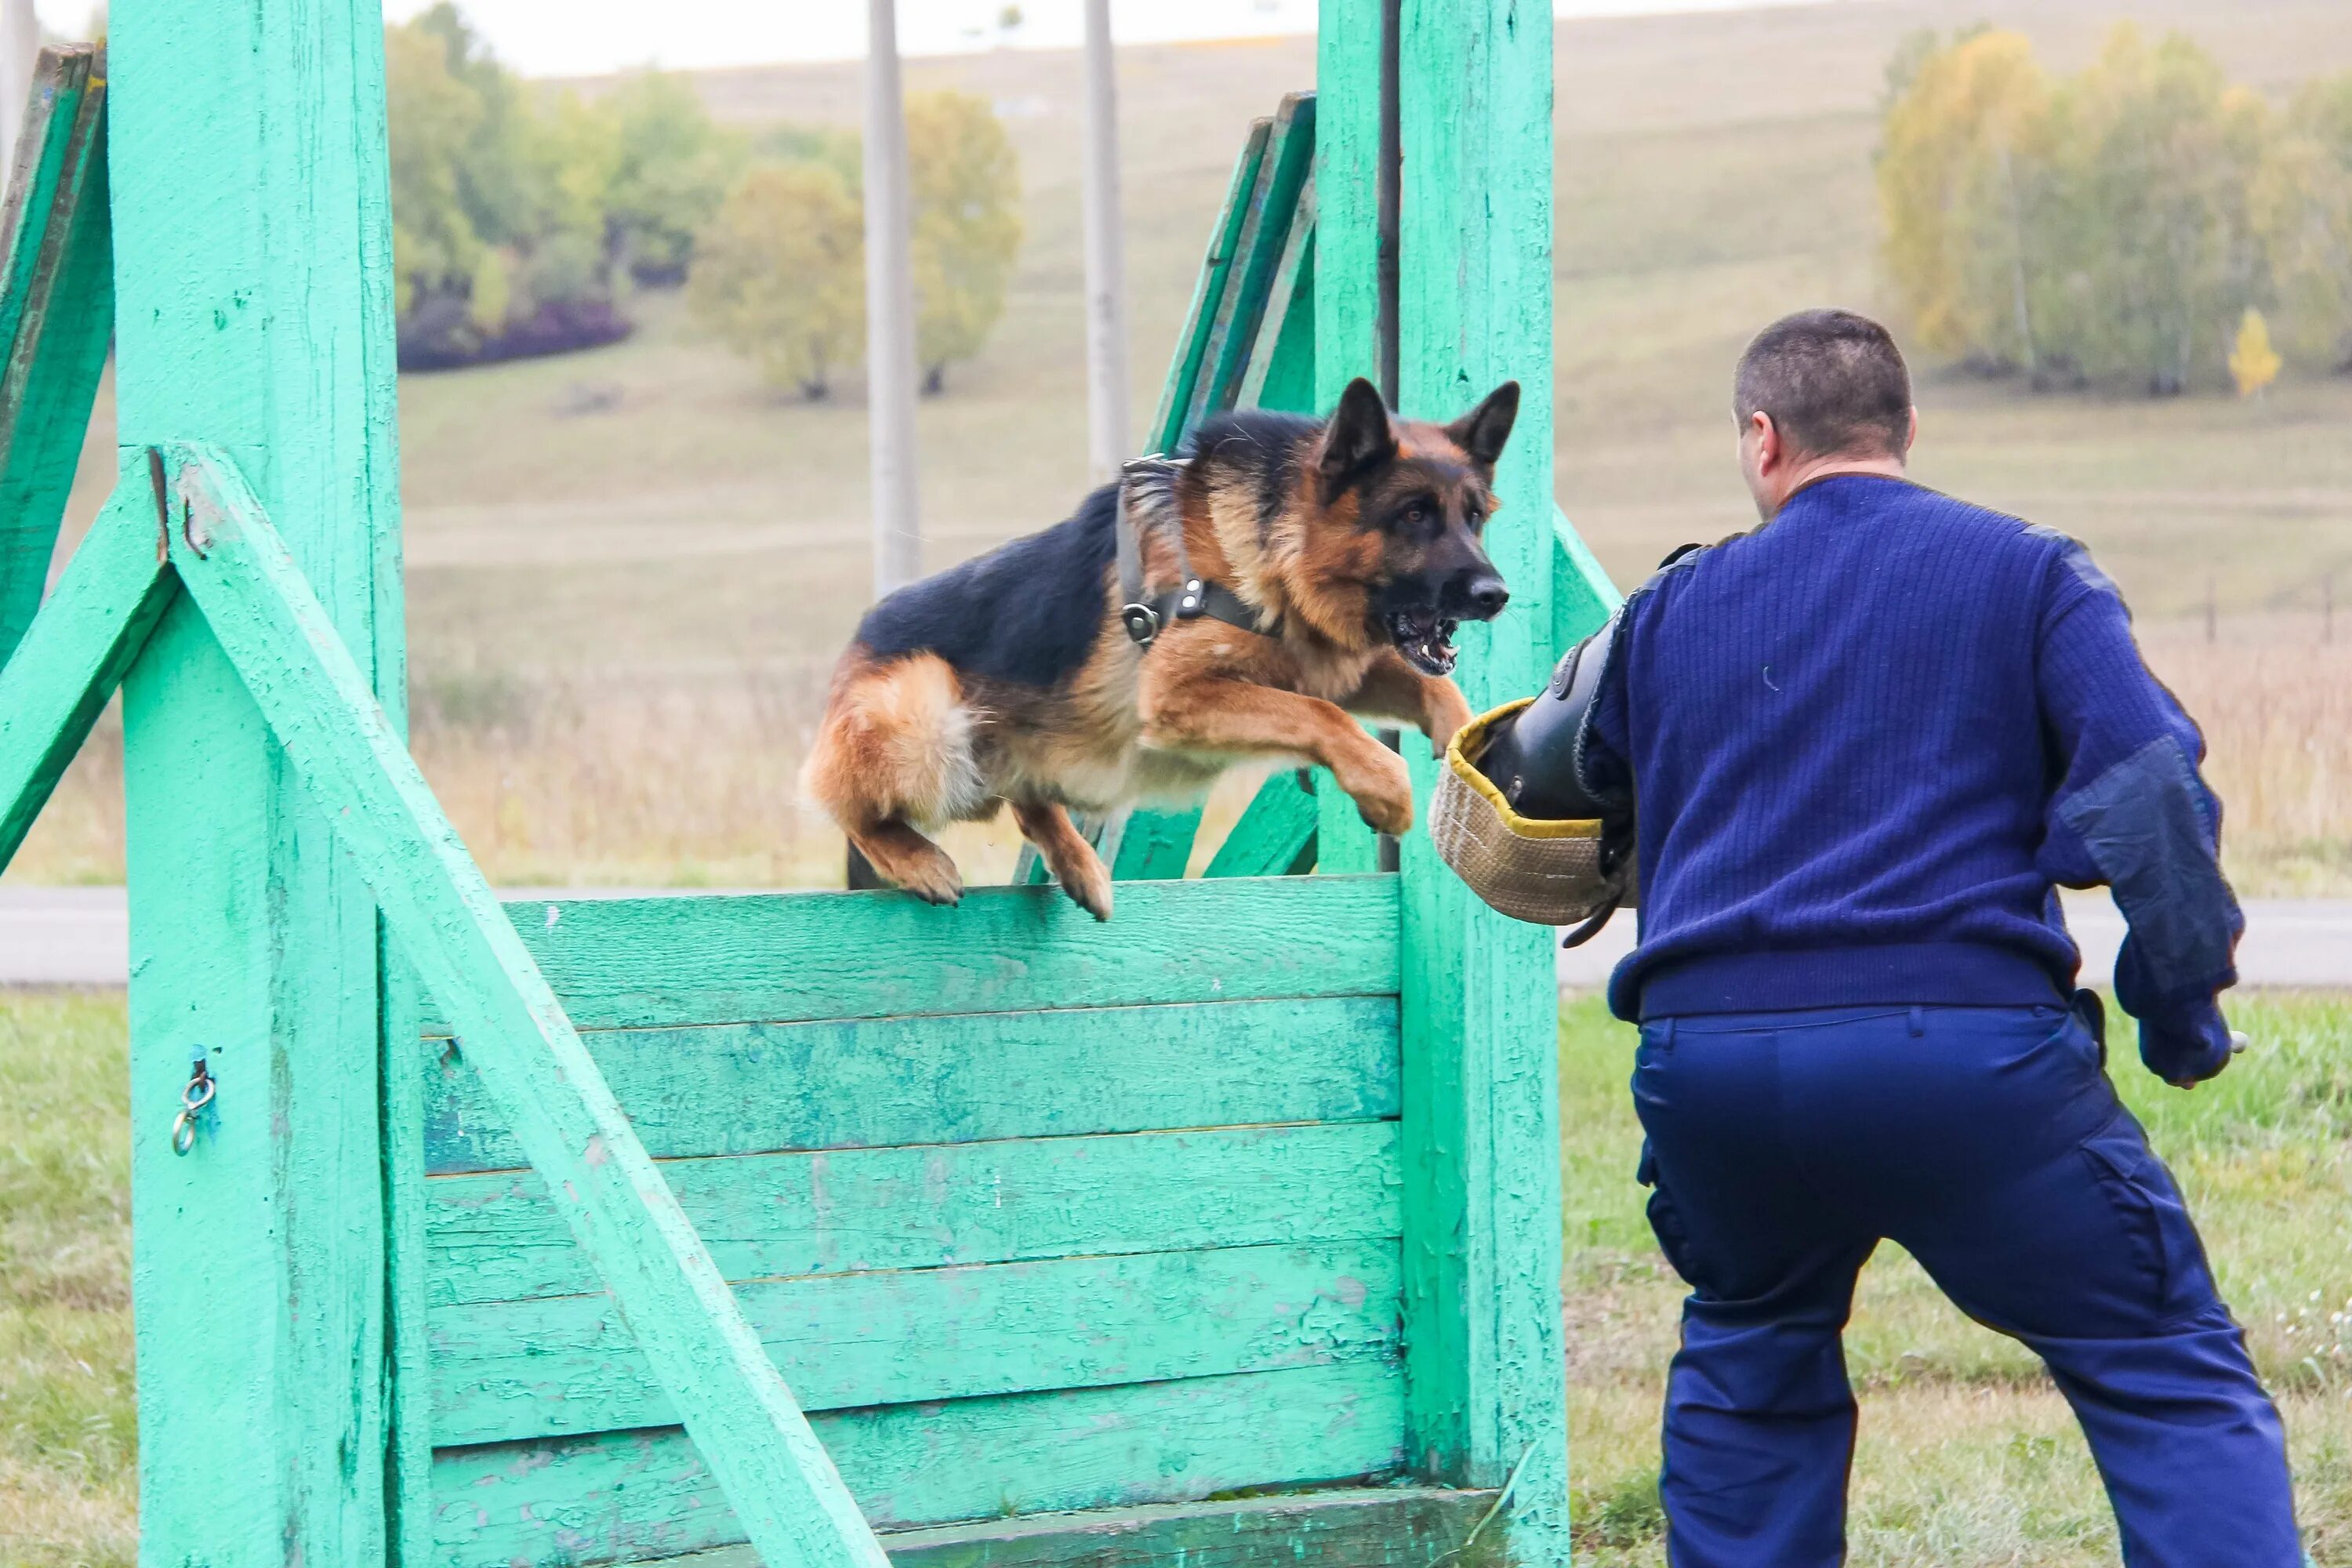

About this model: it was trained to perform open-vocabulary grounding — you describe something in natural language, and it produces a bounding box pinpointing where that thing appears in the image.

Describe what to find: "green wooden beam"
[1149,120,1270,454]
[109,5,405,1556]
[1551,505,1620,655]
[1309,18,1385,877]
[0,45,112,673]
[0,484,171,871]
[1189,93,1316,430]
[1392,0,1572,1557]
[159,444,891,1568]
[1204,770,1319,879]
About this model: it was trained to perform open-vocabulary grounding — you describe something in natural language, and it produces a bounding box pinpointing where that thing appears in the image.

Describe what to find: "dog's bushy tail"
[803,652,986,830]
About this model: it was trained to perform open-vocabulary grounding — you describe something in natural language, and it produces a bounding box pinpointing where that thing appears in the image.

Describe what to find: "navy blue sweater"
[1583,474,2241,1080]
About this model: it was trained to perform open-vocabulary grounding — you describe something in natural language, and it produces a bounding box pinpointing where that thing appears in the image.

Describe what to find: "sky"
[31,0,1868,80]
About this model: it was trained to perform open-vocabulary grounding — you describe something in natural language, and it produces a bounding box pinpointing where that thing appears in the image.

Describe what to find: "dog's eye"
[1465,507,1484,528]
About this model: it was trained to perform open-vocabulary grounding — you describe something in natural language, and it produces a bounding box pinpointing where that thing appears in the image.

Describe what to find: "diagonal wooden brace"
[154,441,890,1568]
[0,487,176,873]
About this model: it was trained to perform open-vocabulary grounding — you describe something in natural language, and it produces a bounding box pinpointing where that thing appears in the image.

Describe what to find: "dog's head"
[1308,378,1519,676]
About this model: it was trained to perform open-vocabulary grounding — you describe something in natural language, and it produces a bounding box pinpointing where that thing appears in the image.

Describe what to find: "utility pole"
[863,0,921,595]
[1080,0,1131,481]
[0,0,38,180]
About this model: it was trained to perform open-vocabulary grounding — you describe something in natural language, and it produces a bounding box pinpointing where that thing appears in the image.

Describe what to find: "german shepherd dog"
[804,377,1519,920]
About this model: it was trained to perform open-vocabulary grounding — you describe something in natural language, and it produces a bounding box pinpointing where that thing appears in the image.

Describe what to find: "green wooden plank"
[679,1487,1503,1568]
[1203,771,1320,880]
[155,446,887,1568]
[1243,227,1317,417]
[430,875,1399,1033]
[421,994,1400,1173]
[432,1362,1409,1566]
[387,949,438,1568]
[1236,185,1316,413]
[433,1240,1403,1446]
[1108,803,1202,878]
[0,485,170,872]
[1393,0,1572,1559]
[0,46,112,673]
[1312,4,1388,880]
[1149,121,1271,453]
[1185,93,1316,436]
[1552,504,1621,655]
[427,1120,1401,1306]
[111,4,405,1559]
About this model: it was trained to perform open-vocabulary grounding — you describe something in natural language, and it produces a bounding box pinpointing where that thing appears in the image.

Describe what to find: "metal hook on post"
[169,1047,214,1156]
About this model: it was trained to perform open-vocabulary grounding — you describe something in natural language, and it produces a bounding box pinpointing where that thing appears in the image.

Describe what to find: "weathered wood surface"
[1552,505,1621,659]
[420,993,1399,1172]
[158,446,887,1568]
[433,1240,1403,1446]
[112,2,405,1559]
[675,1487,1503,1568]
[1190,93,1317,427]
[1308,20,1386,880]
[423,875,1399,1033]
[432,1362,1409,1566]
[1107,802,1201,878]
[1203,771,1320,879]
[1393,0,1573,1559]
[0,488,169,870]
[0,45,111,674]
[1149,118,1269,452]
[427,1120,1401,1306]
[1236,194,1317,416]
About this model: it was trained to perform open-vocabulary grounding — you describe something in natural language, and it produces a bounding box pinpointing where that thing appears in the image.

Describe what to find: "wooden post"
[1080,0,1131,482]
[107,2,407,1559]
[1312,0,1385,877]
[864,0,922,593]
[1394,0,1571,1559]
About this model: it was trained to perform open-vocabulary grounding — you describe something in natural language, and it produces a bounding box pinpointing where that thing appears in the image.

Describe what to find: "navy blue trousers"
[1632,1003,2299,1567]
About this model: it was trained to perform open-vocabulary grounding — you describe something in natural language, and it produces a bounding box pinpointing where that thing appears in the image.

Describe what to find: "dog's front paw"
[1059,858,1115,922]
[1343,750,1416,837]
[901,860,966,907]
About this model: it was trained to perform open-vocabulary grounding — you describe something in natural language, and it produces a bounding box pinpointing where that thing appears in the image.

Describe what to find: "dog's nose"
[1463,574,1509,619]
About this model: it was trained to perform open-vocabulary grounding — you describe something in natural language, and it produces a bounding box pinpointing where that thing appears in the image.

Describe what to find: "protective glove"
[2137,997,2246,1088]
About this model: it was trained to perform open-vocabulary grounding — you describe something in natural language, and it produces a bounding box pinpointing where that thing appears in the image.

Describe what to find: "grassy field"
[7,0,2350,892]
[4,990,2349,1564]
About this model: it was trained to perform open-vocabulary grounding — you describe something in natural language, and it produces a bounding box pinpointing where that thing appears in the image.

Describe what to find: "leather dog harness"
[1115,455,1277,647]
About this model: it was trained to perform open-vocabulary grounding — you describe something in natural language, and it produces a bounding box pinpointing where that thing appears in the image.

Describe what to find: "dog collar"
[1115,455,1281,647]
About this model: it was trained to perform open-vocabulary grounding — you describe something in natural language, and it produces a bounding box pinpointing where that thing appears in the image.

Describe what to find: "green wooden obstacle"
[0,3,1619,1565]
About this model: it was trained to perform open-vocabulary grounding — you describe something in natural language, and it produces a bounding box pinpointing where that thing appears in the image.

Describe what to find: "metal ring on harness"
[1121,602,1161,645]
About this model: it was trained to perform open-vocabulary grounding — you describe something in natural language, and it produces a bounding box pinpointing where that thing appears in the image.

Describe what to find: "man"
[1577,308,2300,1565]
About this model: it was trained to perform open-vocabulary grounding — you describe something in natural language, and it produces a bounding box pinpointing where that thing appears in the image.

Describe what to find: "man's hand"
[2140,1001,2246,1089]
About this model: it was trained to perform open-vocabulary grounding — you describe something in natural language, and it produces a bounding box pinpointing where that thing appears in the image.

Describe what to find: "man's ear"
[1446,380,1520,470]
[1318,377,1396,495]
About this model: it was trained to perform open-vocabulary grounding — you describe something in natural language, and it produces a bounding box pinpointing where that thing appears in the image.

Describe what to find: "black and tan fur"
[804,377,1520,919]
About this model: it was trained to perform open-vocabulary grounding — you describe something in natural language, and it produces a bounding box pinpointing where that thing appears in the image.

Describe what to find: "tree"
[905,91,1023,393]
[2229,307,2281,397]
[688,163,866,399]
[384,21,485,318]
[2253,74,2352,371]
[1875,29,2050,374]
[597,71,746,285]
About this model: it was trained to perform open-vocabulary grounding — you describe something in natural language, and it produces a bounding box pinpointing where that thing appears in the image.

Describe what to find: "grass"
[7,0,2350,894]
[4,989,2348,1563]
[1559,990,2352,1566]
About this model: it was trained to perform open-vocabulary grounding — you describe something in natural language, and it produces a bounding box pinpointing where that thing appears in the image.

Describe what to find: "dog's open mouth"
[1386,606,1461,677]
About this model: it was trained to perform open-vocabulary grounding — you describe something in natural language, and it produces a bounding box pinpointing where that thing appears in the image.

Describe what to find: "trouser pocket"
[2074,1112,2216,1325]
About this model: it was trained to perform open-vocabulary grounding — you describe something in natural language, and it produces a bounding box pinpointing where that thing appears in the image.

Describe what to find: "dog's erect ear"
[1446,381,1521,470]
[1318,377,1396,495]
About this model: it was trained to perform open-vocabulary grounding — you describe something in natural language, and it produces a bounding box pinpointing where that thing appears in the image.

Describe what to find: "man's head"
[1733,309,1918,520]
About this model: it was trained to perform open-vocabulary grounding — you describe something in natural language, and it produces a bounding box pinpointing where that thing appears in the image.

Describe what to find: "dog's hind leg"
[845,819,965,906]
[1011,800,1113,922]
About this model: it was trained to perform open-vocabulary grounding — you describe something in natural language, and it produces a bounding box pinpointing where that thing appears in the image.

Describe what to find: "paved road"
[2,885,2347,991]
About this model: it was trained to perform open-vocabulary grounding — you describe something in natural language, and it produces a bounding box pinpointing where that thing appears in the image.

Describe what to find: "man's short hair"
[1733,309,1913,460]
